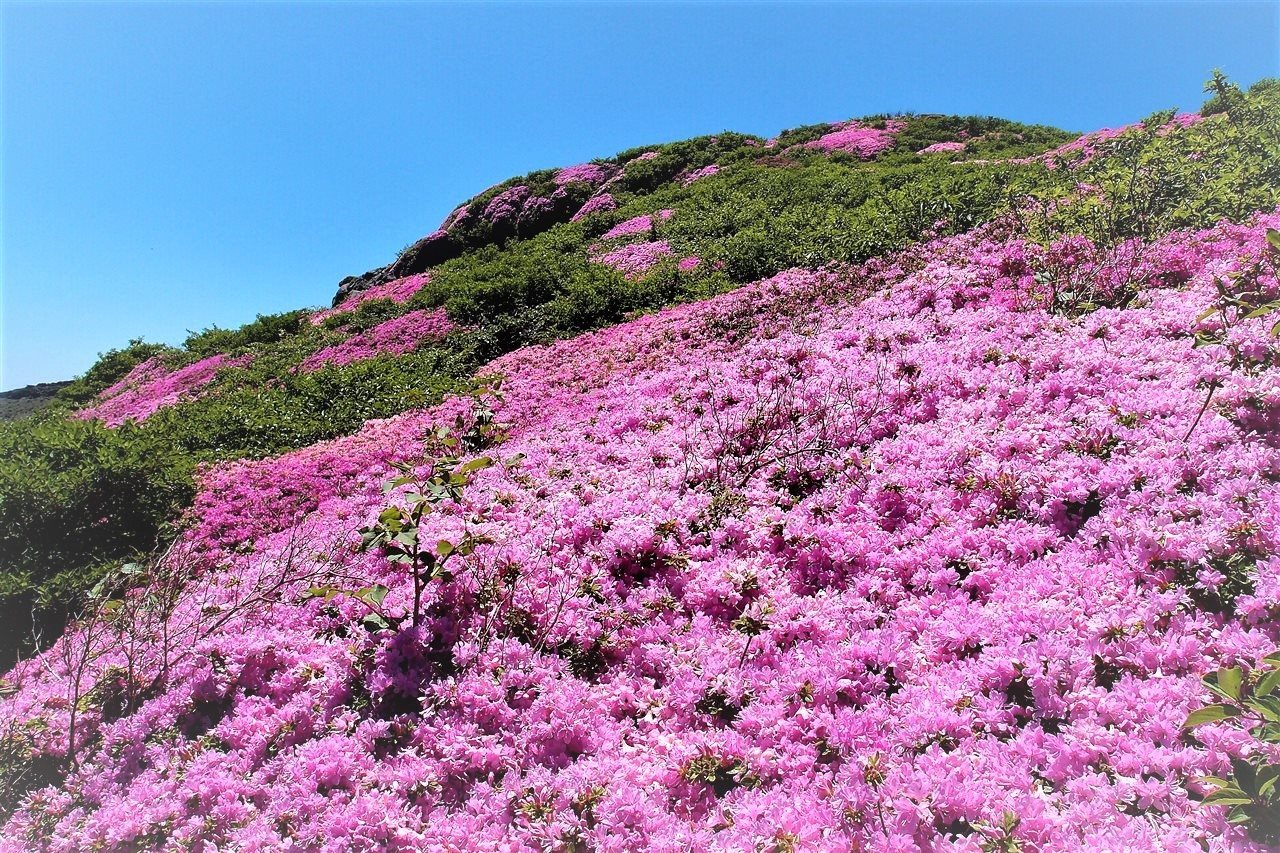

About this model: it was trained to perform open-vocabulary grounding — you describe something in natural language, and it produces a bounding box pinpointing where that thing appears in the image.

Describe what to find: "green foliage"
[183,310,309,358]
[890,114,1075,159]
[1028,82,1280,248]
[0,413,195,656]
[357,394,503,628]
[55,339,175,407]
[1183,652,1280,844]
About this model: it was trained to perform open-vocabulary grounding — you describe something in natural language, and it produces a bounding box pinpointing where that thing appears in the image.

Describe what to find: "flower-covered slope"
[300,309,455,372]
[74,353,249,427]
[5,208,1280,850]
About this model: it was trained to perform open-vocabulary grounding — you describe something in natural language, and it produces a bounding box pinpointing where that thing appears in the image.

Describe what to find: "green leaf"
[1262,651,1280,667]
[1258,765,1280,797]
[1245,695,1280,723]
[457,456,494,475]
[1244,301,1280,320]
[1184,704,1241,727]
[1256,669,1280,698]
[1194,306,1220,323]
[436,539,455,558]
[1266,229,1280,252]
[302,585,342,602]
[1203,787,1254,806]
[361,613,390,631]
[1206,668,1244,701]
[356,584,389,607]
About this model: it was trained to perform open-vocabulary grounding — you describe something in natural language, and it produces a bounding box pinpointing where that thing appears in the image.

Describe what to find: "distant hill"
[0,381,70,421]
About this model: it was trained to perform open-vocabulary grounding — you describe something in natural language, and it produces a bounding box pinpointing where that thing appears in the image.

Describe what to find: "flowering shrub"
[570,193,617,222]
[590,240,673,277]
[919,141,966,154]
[482,185,532,223]
[600,210,673,241]
[75,354,250,427]
[682,164,720,185]
[300,309,454,371]
[805,119,907,158]
[8,206,1280,849]
[311,274,431,325]
[554,163,615,187]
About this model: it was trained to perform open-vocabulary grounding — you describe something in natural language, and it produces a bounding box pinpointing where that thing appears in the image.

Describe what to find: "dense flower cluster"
[75,353,249,426]
[300,308,454,371]
[805,120,907,158]
[682,164,720,185]
[482,185,533,223]
[919,141,967,154]
[555,164,615,187]
[311,275,431,325]
[570,193,618,222]
[12,204,1280,849]
[590,240,674,278]
[601,210,674,241]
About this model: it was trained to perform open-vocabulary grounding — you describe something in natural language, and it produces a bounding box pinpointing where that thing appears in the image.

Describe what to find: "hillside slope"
[2,76,1280,850]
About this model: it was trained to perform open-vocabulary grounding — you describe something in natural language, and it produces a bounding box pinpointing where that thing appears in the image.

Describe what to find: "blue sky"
[2,2,1277,390]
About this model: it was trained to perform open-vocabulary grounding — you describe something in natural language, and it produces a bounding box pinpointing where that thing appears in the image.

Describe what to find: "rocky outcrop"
[0,381,70,421]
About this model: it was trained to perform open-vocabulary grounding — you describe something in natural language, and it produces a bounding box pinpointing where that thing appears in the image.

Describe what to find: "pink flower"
[919,141,966,154]
[591,240,673,277]
[805,119,905,158]
[76,353,252,426]
[300,308,455,370]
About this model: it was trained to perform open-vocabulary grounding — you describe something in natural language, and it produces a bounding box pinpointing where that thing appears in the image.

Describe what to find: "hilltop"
[1,75,1279,849]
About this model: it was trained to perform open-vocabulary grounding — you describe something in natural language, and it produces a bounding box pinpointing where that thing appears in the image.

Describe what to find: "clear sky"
[2,1,1277,390]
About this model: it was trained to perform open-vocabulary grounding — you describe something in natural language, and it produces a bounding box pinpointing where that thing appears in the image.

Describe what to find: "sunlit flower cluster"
[76,353,250,426]
[682,165,720,185]
[805,119,907,158]
[16,204,1280,849]
[300,308,455,371]
[311,275,431,325]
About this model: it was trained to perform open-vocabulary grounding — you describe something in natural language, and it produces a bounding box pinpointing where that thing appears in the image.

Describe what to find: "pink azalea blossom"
[311,274,431,325]
[76,353,251,426]
[15,206,1280,850]
[300,308,455,371]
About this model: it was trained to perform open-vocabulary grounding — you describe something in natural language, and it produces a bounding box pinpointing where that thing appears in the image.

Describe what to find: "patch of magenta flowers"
[311,274,431,325]
[11,208,1280,850]
[75,353,251,426]
[300,309,455,372]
